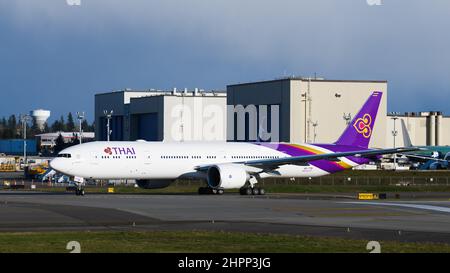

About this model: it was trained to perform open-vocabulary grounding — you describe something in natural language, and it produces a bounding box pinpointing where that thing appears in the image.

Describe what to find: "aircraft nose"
[49,158,61,172]
[50,158,70,174]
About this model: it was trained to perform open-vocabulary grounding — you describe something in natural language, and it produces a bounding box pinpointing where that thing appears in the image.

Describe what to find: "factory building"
[95,78,450,149]
[386,111,450,147]
[36,132,95,149]
[95,89,227,142]
[227,77,388,148]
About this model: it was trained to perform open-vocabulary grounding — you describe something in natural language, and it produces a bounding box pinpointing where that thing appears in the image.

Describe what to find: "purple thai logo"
[353,114,372,138]
[104,147,136,155]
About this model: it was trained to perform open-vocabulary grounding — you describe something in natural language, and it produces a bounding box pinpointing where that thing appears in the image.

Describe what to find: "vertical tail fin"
[400,119,413,147]
[335,91,382,148]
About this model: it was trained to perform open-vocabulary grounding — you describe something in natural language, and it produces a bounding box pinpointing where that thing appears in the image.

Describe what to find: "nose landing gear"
[74,181,85,196]
[75,187,85,196]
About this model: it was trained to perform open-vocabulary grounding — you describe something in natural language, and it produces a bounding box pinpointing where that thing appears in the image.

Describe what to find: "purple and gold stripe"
[257,143,365,174]
[289,144,353,169]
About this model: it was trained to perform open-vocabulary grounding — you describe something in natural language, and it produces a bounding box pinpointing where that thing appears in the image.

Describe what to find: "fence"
[1,175,450,188]
[172,175,450,187]
[258,176,450,186]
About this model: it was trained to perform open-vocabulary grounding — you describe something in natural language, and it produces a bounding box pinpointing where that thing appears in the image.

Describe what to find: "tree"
[7,115,18,138]
[0,113,96,140]
[51,120,60,132]
[72,133,80,145]
[66,113,75,132]
[50,120,59,132]
[0,117,6,139]
[81,119,89,132]
[90,120,95,132]
[51,116,66,132]
[53,133,66,154]
[7,115,17,130]
[59,115,66,131]
[43,122,50,133]
[30,118,40,136]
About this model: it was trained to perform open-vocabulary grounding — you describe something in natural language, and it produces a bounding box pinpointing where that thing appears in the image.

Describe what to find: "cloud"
[4,0,450,63]
[0,0,450,118]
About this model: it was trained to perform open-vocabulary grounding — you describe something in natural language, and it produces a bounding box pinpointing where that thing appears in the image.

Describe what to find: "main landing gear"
[239,175,266,195]
[198,187,224,195]
[239,187,266,196]
[74,183,85,196]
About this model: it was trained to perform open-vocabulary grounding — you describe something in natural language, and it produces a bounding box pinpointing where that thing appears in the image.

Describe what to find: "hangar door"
[137,113,159,141]
[98,116,123,141]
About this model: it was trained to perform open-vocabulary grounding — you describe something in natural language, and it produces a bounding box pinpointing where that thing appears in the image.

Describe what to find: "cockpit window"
[57,153,72,158]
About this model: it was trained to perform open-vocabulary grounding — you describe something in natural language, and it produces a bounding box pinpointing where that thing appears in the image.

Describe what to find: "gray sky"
[1,0,449,121]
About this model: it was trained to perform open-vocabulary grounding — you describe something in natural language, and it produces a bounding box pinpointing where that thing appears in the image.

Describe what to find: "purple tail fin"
[335,91,382,148]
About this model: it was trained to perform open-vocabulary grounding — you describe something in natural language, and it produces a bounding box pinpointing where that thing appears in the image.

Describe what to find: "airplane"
[411,154,450,170]
[50,91,418,196]
[402,150,450,170]
[397,119,450,170]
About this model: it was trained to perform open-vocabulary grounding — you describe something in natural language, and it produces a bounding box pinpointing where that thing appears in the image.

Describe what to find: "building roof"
[95,90,161,97]
[95,88,226,97]
[228,77,388,87]
[388,112,448,117]
[36,132,95,139]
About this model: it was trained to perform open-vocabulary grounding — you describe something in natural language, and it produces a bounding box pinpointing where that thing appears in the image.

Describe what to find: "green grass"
[261,184,450,194]
[330,170,450,177]
[0,230,449,253]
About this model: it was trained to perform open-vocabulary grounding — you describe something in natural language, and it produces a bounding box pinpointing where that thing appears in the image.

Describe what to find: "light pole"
[306,77,312,143]
[391,116,399,170]
[301,93,307,142]
[312,121,318,143]
[20,114,31,166]
[103,110,113,141]
[76,112,85,144]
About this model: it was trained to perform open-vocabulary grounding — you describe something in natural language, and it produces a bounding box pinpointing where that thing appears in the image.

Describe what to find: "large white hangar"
[386,111,450,147]
[94,79,450,149]
[95,89,227,142]
[227,77,388,148]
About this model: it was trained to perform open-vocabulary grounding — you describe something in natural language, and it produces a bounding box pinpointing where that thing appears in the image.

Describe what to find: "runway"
[1,191,450,243]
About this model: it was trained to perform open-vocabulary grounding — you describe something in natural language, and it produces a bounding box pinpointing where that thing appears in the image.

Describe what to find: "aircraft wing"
[401,154,450,163]
[196,147,420,172]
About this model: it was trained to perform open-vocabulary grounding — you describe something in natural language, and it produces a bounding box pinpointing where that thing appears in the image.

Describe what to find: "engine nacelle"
[207,164,249,189]
[136,179,173,189]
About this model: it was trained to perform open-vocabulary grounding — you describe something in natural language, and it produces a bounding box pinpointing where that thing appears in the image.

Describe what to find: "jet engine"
[207,164,249,189]
[136,179,174,189]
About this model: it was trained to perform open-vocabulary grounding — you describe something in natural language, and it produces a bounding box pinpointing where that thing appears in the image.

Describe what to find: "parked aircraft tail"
[335,91,382,148]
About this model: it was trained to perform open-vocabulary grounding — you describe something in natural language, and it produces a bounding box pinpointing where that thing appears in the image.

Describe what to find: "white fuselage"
[50,141,358,180]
